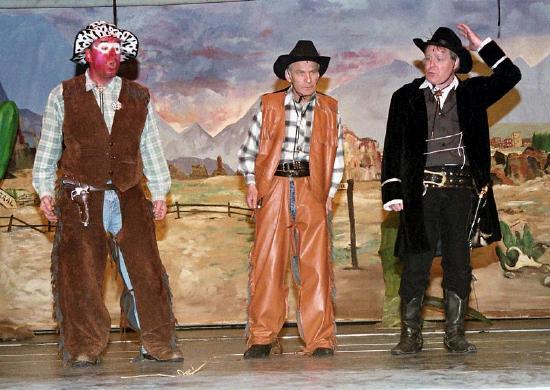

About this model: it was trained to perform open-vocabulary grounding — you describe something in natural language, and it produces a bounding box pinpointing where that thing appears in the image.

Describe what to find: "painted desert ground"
[1,170,549,330]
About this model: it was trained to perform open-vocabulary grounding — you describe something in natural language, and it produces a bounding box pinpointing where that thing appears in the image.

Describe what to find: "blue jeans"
[102,190,141,330]
[289,179,301,284]
[289,179,296,219]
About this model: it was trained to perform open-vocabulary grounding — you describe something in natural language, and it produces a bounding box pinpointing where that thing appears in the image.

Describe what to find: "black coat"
[381,40,521,256]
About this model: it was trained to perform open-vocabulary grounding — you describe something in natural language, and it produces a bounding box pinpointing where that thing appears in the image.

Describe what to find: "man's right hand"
[389,202,404,212]
[40,195,58,223]
[246,184,258,209]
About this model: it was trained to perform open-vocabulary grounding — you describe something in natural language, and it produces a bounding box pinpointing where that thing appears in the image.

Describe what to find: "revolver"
[70,185,91,227]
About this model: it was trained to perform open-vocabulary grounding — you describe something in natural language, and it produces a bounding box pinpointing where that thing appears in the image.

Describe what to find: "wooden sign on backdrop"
[0,188,17,209]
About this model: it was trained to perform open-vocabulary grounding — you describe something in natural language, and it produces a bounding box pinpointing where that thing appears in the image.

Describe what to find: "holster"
[60,178,116,227]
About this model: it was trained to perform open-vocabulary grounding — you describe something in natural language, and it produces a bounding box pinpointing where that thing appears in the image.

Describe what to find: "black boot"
[391,296,424,355]
[312,347,334,357]
[444,290,477,353]
[243,344,272,359]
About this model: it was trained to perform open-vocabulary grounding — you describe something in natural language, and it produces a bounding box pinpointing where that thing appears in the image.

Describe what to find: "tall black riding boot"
[444,290,477,353]
[391,296,424,355]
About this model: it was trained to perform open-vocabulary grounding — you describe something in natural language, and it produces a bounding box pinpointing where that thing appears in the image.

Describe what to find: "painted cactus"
[496,221,546,271]
[0,100,19,179]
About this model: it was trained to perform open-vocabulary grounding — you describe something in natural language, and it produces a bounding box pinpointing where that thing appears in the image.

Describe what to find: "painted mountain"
[331,59,420,144]
[19,109,42,149]
[158,99,258,170]
[0,82,42,150]
[0,82,7,102]
[496,56,550,124]
[332,55,550,144]
[206,100,259,167]
[160,122,214,161]
[158,54,550,171]
[6,54,549,173]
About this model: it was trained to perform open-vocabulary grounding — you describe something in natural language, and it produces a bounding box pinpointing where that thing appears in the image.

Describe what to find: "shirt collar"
[419,76,459,92]
[85,69,121,92]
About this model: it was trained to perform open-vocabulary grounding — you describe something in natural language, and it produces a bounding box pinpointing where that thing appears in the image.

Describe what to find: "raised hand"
[457,23,483,51]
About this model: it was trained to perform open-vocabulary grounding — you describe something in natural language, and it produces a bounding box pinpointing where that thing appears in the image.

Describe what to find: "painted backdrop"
[0,0,549,329]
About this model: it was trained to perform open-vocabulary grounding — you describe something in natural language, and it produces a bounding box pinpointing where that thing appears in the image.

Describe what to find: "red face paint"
[85,36,121,85]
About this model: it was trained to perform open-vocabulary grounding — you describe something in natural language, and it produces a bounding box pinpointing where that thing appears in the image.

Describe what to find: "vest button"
[111,155,116,159]
[109,142,114,146]
[108,170,114,175]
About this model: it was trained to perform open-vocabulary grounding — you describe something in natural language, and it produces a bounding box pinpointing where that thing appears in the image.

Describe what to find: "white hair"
[287,61,320,73]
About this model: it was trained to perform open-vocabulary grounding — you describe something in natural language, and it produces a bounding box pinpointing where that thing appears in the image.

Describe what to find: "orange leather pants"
[246,176,336,354]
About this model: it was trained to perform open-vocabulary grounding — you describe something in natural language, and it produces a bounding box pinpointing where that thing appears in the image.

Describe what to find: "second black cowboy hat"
[413,27,472,74]
[273,40,330,80]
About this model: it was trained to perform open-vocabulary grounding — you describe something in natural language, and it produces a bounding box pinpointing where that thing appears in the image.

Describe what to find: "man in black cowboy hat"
[33,21,183,367]
[381,23,521,355]
[238,40,344,358]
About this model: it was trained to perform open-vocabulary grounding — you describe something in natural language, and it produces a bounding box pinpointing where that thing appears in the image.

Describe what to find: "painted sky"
[0,0,549,136]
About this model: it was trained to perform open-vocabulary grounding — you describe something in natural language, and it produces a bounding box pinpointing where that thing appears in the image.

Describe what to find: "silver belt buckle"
[424,169,447,187]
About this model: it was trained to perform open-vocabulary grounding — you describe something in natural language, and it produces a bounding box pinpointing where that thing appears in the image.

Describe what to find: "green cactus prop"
[496,221,545,271]
[378,212,402,326]
[0,100,19,179]
[424,296,492,325]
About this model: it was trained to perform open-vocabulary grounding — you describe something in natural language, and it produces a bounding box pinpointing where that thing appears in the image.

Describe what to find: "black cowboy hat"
[413,27,472,74]
[273,40,330,80]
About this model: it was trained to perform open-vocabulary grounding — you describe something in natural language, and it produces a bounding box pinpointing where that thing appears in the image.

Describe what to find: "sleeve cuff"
[35,184,55,200]
[38,191,54,200]
[381,178,403,204]
[478,39,507,68]
[149,191,167,202]
[381,177,401,187]
[477,37,492,51]
[245,174,256,185]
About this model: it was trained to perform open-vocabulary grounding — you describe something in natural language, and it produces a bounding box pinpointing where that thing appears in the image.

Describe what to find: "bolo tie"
[430,88,443,138]
[96,85,105,115]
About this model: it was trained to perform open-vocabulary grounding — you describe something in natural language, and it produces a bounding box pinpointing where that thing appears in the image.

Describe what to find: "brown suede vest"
[59,74,149,192]
[255,91,338,201]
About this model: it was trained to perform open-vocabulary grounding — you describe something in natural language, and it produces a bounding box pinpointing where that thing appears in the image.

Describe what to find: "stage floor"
[2,319,550,389]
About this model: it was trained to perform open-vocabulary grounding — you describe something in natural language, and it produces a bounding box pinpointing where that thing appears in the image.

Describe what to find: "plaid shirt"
[32,70,171,201]
[238,88,345,198]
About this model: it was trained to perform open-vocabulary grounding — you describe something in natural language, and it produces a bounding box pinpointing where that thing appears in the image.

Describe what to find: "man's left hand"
[326,197,333,214]
[153,200,167,220]
[457,23,482,51]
